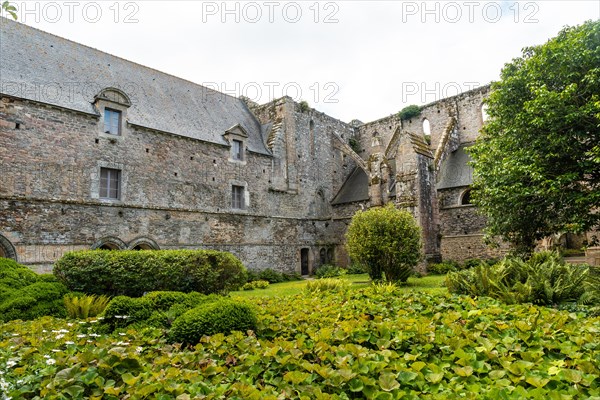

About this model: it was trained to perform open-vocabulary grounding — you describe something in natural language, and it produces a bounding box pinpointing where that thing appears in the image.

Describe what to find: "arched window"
[481,103,489,123]
[128,237,160,250]
[422,119,431,136]
[460,189,472,205]
[0,234,17,261]
[91,237,127,250]
[326,248,334,264]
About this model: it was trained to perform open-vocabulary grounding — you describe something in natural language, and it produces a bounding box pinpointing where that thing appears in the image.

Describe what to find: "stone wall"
[0,95,351,273]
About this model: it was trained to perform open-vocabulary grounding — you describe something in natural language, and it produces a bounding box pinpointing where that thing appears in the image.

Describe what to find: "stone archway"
[128,237,160,250]
[0,234,17,261]
[91,237,127,250]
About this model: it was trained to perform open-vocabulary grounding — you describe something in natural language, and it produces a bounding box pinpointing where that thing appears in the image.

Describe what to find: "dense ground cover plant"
[1,289,599,399]
[0,258,68,322]
[304,278,351,294]
[445,252,594,306]
[346,204,422,282]
[53,249,247,296]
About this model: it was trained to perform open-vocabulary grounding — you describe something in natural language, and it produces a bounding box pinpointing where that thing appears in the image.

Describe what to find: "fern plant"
[445,252,591,306]
[64,293,110,319]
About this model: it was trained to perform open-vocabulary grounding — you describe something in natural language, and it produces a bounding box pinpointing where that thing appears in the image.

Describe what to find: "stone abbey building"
[0,19,534,273]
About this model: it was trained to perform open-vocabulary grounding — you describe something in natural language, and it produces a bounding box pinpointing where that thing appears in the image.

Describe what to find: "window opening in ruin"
[460,189,472,205]
[422,119,431,136]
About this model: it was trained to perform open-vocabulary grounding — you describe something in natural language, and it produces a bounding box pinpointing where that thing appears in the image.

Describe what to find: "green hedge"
[53,249,248,297]
[0,258,67,322]
[169,300,257,344]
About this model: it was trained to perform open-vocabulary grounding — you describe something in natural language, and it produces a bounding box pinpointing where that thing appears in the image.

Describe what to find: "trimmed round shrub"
[345,203,422,282]
[0,281,68,322]
[0,257,39,294]
[53,249,248,296]
[101,291,222,331]
[169,300,257,344]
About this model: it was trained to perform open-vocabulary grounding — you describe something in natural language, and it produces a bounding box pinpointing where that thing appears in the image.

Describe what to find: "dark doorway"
[301,248,309,275]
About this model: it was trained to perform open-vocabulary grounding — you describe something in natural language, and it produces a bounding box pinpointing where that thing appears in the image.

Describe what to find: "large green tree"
[470,20,600,255]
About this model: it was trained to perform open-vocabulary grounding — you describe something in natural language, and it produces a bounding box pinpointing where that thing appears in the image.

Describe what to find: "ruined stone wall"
[438,187,506,262]
[0,96,350,273]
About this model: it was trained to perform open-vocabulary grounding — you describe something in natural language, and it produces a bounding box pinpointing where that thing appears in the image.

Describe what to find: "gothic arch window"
[0,234,17,261]
[91,237,127,250]
[422,118,431,136]
[481,103,489,123]
[460,188,472,205]
[326,248,334,264]
[128,237,160,250]
[319,248,327,265]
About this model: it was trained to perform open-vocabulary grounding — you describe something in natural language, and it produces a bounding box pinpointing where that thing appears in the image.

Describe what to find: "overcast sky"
[14,0,600,122]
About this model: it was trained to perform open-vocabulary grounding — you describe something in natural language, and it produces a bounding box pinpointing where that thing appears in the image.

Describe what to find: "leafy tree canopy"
[469,20,600,255]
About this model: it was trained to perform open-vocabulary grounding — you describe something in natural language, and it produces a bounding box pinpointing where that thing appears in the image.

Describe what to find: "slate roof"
[0,19,270,155]
[436,144,473,189]
[331,167,369,205]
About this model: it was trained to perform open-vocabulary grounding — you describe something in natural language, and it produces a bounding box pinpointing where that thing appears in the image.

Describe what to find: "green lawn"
[231,273,447,299]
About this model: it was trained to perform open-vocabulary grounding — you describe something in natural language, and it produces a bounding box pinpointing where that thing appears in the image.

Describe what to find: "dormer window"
[223,124,249,164]
[94,87,131,138]
[104,108,122,135]
[232,139,244,161]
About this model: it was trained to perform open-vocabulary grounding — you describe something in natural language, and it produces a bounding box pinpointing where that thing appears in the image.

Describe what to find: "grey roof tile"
[0,18,270,155]
[331,167,369,205]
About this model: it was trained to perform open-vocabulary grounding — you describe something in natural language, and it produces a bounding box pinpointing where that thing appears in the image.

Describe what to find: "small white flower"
[6,360,16,368]
[67,323,73,327]
[51,349,60,353]
[65,341,74,345]
[89,320,98,324]
[135,346,143,354]
[46,358,56,365]
[59,329,69,333]
[118,333,126,336]
[76,334,86,338]
[78,321,86,324]
[55,334,64,340]
[97,317,104,320]
[43,355,50,359]
[87,340,93,343]
[11,333,18,337]
[42,330,48,333]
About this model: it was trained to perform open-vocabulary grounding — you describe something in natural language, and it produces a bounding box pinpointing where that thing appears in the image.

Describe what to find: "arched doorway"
[300,248,310,275]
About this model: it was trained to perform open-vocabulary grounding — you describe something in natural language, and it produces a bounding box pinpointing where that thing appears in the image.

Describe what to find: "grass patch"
[231,273,446,299]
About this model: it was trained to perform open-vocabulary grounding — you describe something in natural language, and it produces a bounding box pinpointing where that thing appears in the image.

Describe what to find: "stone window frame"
[128,237,160,250]
[99,167,122,200]
[422,118,431,137]
[459,188,473,206]
[91,236,127,250]
[94,88,131,140]
[229,180,249,211]
[0,233,18,261]
[91,161,127,203]
[103,108,122,135]
[223,124,248,166]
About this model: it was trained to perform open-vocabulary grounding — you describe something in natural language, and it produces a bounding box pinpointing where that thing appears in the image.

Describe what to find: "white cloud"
[17,0,600,122]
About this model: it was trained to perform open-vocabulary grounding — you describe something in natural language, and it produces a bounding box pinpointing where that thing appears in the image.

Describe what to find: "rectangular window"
[100,168,121,200]
[232,139,243,161]
[231,185,245,209]
[104,108,121,135]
